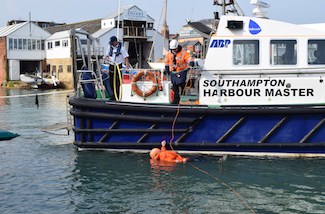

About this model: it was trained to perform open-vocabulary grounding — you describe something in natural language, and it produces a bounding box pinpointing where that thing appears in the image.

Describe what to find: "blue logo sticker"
[210,39,231,48]
[249,20,261,35]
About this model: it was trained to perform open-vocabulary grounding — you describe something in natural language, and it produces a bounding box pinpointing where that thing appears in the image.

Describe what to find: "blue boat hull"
[69,96,325,156]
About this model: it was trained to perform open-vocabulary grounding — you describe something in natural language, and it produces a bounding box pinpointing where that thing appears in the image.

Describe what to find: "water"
[0,88,324,214]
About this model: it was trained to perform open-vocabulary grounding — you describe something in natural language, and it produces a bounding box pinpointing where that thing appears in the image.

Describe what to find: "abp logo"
[210,39,231,48]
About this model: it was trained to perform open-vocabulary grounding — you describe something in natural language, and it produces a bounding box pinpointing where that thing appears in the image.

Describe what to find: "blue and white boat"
[69,1,325,157]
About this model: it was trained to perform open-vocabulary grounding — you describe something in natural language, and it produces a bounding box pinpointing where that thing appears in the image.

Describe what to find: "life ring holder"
[131,70,158,97]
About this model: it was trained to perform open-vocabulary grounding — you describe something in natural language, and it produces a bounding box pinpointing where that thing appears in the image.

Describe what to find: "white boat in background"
[19,73,43,89]
[20,73,60,89]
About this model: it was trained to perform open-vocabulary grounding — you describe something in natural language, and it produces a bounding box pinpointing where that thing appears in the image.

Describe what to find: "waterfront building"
[0,22,51,85]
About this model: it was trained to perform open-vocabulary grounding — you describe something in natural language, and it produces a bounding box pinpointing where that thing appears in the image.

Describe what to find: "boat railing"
[70,29,105,96]
[76,69,107,99]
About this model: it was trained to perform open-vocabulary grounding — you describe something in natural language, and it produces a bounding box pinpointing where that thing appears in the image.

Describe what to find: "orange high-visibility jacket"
[153,146,185,163]
[164,50,193,72]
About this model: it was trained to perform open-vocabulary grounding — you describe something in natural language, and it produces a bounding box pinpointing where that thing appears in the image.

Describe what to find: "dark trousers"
[109,64,122,100]
[171,69,188,104]
[172,82,186,104]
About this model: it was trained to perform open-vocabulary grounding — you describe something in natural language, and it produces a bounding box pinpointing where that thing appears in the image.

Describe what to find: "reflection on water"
[0,88,324,213]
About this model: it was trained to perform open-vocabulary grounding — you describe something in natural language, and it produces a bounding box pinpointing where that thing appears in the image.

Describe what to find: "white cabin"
[200,16,325,106]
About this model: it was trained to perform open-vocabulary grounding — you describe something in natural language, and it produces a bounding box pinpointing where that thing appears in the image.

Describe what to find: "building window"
[52,65,56,74]
[48,42,53,49]
[308,40,325,65]
[14,39,18,49]
[18,39,23,50]
[67,65,72,73]
[147,23,153,30]
[233,40,259,65]
[27,39,32,50]
[41,40,45,50]
[32,39,36,50]
[62,40,69,47]
[37,40,41,50]
[23,39,27,49]
[80,39,87,45]
[8,38,13,50]
[270,40,297,65]
[58,65,63,73]
[55,41,60,47]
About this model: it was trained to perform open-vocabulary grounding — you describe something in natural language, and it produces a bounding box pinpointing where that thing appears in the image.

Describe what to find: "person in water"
[150,140,189,163]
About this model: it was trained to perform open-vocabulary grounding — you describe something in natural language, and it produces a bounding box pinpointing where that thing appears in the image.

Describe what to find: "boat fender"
[131,71,158,97]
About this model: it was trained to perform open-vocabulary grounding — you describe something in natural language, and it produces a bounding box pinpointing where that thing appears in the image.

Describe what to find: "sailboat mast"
[161,0,169,55]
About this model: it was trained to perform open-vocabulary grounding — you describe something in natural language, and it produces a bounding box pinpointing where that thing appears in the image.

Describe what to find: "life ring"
[131,70,158,97]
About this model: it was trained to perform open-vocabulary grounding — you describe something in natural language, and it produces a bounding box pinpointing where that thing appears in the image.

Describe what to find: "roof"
[104,4,155,22]
[0,22,28,37]
[92,27,114,38]
[104,5,135,19]
[47,30,70,40]
[46,19,101,34]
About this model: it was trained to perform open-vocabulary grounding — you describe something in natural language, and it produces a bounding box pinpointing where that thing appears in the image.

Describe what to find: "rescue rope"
[169,68,194,149]
[0,90,73,99]
[167,69,255,214]
[190,163,256,214]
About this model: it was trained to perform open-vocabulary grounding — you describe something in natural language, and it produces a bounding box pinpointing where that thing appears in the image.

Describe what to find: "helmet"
[150,148,160,159]
[169,39,178,50]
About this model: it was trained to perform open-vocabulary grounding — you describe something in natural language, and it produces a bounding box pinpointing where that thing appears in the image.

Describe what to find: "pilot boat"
[69,1,325,157]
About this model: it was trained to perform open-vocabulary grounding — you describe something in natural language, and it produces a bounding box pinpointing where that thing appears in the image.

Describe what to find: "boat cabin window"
[308,40,325,65]
[233,40,259,65]
[270,40,297,65]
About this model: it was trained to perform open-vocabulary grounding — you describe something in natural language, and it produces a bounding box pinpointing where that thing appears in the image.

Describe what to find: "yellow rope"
[113,63,123,101]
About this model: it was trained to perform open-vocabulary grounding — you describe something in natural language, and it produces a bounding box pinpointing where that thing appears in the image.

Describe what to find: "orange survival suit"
[150,140,188,163]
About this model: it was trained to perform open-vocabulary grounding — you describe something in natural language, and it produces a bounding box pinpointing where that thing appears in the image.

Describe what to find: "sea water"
[0,88,324,214]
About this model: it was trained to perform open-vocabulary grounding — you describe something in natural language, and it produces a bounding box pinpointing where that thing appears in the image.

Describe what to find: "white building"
[93,5,167,68]
[0,22,51,83]
[44,5,167,88]
[45,29,90,88]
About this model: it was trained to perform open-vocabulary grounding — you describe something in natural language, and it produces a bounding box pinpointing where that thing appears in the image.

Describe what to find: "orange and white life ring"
[131,70,158,97]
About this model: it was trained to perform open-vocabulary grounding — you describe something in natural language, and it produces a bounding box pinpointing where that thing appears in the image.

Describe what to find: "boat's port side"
[70,97,325,155]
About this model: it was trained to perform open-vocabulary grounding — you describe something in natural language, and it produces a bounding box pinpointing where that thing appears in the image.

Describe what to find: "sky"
[1,0,325,33]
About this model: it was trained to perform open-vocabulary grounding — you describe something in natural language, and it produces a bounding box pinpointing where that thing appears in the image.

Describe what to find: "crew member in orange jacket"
[164,39,194,104]
[150,140,189,163]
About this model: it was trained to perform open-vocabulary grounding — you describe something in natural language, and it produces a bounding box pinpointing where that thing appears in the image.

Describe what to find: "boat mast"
[117,0,121,40]
[161,0,169,55]
[213,0,244,17]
